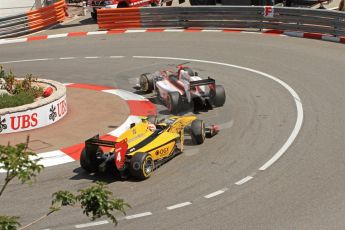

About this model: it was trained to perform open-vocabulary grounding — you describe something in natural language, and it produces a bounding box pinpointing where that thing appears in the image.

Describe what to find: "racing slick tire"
[213,85,226,107]
[191,119,206,144]
[80,147,103,173]
[139,73,154,93]
[166,91,181,114]
[129,152,154,180]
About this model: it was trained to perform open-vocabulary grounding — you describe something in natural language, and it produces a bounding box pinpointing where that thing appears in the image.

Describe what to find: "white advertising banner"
[0,95,67,134]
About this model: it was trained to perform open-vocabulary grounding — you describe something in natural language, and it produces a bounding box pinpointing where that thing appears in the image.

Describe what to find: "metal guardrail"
[0,0,66,39]
[97,6,345,36]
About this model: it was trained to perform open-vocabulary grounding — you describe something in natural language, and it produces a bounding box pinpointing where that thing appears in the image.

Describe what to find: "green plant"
[0,92,36,109]
[0,216,20,230]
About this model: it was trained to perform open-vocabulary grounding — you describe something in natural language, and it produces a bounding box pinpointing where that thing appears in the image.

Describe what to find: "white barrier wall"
[0,0,35,18]
[0,95,67,134]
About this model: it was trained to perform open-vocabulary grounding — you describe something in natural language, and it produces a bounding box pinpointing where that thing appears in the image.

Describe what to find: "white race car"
[139,66,226,113]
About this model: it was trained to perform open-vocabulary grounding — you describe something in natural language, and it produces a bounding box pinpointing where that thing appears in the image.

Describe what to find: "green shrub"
[0,92,36,109]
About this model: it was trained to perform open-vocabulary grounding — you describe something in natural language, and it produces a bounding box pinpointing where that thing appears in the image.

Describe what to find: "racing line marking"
[167,202,192,210]
[204,188,228,199]
[125,212,153,220]
[235,176,254,185]
[75,220,109,228]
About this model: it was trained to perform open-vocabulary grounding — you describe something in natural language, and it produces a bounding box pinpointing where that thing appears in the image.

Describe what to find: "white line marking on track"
[235,176,253,185]
[84,56,100,59]
[167,202,192,210]
[125,212,152,220]
[133,56,304,172]
[110,56,125,58]
[204,188,228,198]
[75,220,109,228]
[0,58,52,64]
[59,57,77,60]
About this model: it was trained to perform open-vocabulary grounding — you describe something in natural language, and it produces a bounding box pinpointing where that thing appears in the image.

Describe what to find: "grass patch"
[0,92,36,109]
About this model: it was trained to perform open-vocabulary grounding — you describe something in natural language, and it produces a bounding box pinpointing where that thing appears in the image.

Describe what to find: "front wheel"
[129,152,154,180]
[191,119,206,145]
[166,91,181,114]
[139,73,154,93]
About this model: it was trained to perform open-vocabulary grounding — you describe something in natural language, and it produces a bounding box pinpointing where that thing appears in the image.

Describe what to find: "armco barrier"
[97,6,345,36]
[0,0,66,39]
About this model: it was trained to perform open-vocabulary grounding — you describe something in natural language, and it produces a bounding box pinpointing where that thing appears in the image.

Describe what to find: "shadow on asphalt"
[70,167,144,183]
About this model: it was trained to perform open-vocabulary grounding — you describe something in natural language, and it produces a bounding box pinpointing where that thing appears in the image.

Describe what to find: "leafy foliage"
[52,182,130,225]
[0,66,43,109]
[0,216,20,230]
[0,137,44,197]
[51,190,76,209]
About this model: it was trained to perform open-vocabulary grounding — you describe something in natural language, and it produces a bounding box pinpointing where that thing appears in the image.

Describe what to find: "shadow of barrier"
[0,0,67,39]
[96,6,345,37]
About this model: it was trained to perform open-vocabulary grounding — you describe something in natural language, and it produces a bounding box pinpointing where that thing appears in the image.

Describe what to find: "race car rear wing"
[85,135,128,170]
[189,77,215,89]
[85,134,117,148]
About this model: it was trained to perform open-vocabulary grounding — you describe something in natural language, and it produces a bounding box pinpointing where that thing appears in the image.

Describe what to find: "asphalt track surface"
[1,32,345,230]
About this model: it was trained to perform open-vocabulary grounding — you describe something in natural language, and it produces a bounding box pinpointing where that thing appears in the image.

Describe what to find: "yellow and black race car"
[80,115,219,180]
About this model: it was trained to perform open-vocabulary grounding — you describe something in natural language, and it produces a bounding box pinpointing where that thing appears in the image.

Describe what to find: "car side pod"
[205,124,220,138]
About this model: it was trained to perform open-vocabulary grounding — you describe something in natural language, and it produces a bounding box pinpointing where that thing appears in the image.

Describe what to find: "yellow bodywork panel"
[114,115,198,160]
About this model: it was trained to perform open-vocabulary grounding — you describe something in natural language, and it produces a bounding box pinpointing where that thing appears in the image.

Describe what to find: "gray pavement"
[0,26,345,230]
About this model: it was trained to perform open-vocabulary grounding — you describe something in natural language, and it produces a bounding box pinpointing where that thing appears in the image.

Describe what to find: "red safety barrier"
[97,8,141,30]
[27,0,66,32]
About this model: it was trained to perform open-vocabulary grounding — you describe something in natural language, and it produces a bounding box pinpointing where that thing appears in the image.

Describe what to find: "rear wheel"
[80,147,103,172]
[129,152,154,180]
[166,91,181,114]
[213,85,226,107]
[191,119,206,144]
[139,73,154,93]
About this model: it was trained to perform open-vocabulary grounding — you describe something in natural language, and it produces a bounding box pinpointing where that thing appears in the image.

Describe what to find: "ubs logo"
[0,117,7,133]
